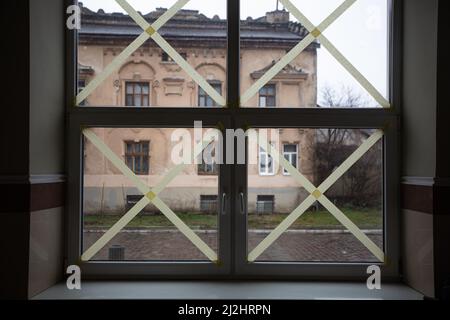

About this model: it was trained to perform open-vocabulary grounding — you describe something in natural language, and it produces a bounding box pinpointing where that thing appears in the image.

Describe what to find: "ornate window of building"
[258,84,276,107]
[125,82,150,107]
[124,141,150,175]
[198,82,223,107]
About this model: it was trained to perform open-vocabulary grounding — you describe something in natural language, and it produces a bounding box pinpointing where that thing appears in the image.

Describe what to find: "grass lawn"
[84,208,382,230]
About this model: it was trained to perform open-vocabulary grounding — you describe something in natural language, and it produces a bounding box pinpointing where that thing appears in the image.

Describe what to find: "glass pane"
[135,96,141,107]
[240,0,390,108]
[247,128,383,262]
[125,95,133,106]
[134,84,142,94]
[83,127,220,261]
[126,84,133,94]
[284,144,297,153]
[142,142,149,154]
[77,0,227,108]
[142,95,149,106]
[260,97,266,108]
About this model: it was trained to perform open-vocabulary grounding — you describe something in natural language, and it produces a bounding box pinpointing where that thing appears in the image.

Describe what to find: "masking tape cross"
[76,0,189,105]
[76,0,226,107]
[81,128,219,262]
[280,0,390,109]
[240,0,357,105]
[116,0,226,107]
[248,129,385,262]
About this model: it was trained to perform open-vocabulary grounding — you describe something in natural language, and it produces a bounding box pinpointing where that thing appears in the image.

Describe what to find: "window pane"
[77,0,227,108]
[240,0,390,108]
[142,95,149,107]
[259,97,266,108]
[142,142,149,154]
[135,84,142,94]
[284,144,297,153]
[125,95,133,106]
[126,84,133,94]
[83,127,220,261]
[248,128,383,262]
[135,96,141,107]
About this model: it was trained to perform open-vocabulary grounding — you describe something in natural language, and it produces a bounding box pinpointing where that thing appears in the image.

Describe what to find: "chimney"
[266,9,289,23]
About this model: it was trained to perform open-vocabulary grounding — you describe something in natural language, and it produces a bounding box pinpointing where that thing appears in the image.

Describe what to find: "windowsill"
[32,281,423,300]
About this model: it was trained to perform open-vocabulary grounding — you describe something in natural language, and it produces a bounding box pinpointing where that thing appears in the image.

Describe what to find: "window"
[198,82,222,107]
[259,146,275,176]
[200,195,218,213]
[69,0,398,279]
[259,84,276,108]
[198,143,219,175]
[125,82,150,107]
[256,195,275,215]
[283,144,298,175]
[124,141,149,175]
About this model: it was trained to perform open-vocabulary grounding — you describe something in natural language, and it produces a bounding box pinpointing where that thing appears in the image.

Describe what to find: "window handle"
[221,193,227,215]
[239,192,245,215]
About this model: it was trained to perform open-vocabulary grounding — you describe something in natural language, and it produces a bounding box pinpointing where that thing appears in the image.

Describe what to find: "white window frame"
[66,0,401,280]
[259,146,275,176]
[282,143,298,175]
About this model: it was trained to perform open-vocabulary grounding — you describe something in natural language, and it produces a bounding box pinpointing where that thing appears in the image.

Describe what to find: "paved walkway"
[84,230,382,262]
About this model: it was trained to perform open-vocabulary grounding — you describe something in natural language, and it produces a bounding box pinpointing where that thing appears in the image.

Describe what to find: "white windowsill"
[32,281,423,300]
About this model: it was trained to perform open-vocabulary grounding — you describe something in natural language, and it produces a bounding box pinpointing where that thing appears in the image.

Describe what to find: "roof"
[78,5,319,50]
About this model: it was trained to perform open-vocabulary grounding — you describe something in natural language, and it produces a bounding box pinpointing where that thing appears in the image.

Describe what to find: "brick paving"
[84,229,382,262]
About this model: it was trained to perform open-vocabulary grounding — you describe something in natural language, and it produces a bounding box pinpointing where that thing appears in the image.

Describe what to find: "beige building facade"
[79,5,318,214]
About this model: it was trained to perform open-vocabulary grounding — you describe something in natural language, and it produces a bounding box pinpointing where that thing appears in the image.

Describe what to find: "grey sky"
[80,0,388,106]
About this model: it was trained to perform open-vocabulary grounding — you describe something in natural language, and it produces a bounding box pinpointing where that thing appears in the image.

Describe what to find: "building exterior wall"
[79,9,318,215]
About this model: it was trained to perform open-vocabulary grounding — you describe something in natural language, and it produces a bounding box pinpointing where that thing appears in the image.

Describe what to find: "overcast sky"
[80,0,389,106]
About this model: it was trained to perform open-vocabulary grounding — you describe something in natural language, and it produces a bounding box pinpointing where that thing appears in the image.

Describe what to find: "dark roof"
[79,5,318,50]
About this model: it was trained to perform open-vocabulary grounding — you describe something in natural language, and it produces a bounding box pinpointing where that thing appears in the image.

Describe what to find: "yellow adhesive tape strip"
[318,36,391,108]
[241,0,355,105]
[118,0,225,107]
[151,196,218,262]
[81,128,219,262]
[319,196,385,262]
[249,129,385,262]
[259,135,316,193]
[76,32,150,105]
[248,195,316,262]
[76,0,189,105]
[318,130,383,193]
[81,196,150,261]
[240,34,315,105]
[281,0,390,108]
[83,129,150,194]
[150,33,226,106]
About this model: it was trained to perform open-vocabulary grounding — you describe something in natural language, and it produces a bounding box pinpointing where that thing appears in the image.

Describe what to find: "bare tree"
[314,86,382,208]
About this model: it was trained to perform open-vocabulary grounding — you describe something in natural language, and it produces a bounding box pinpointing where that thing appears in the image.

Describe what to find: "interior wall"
[28,0,66,298]
[402,0,437,178]
[401,0,438,298]
[0,1,31,300]
[30,0,65,175]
